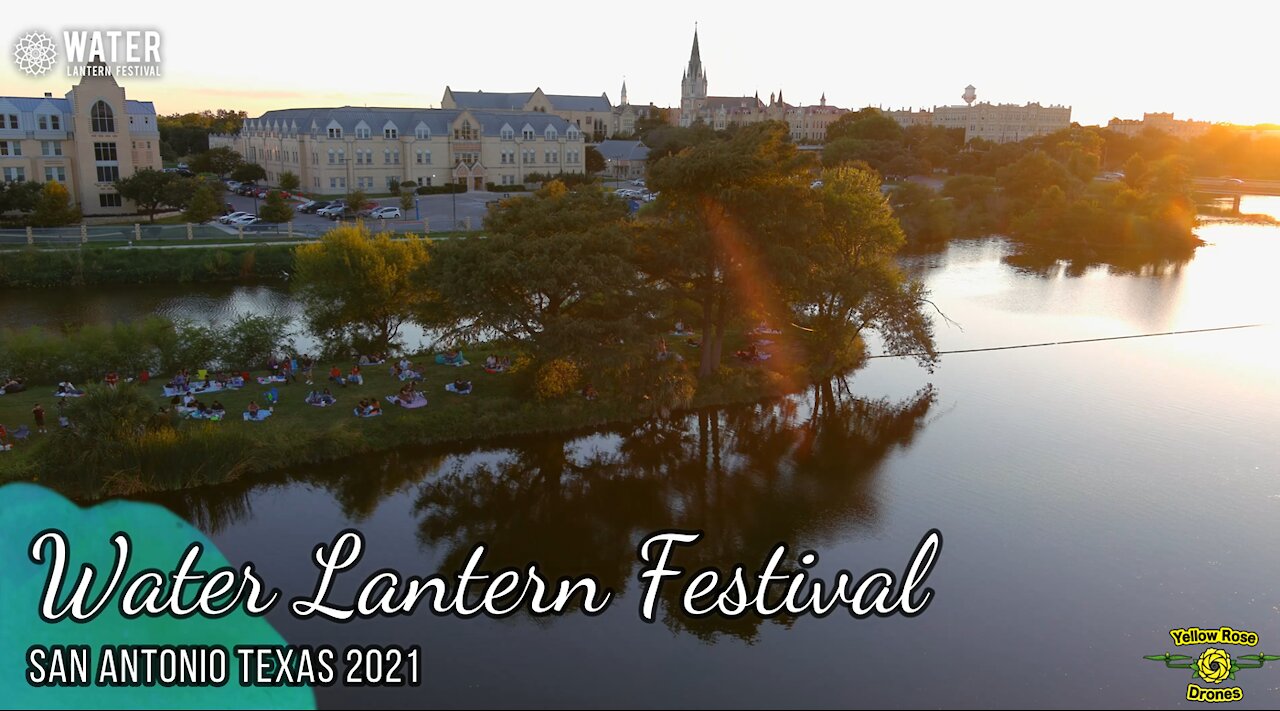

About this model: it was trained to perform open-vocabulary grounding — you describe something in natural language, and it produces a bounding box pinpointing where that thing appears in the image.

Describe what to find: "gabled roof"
[545,93,612,112]
[0,96,154,115]
[447,91,533,111]
[594,139,649,162]
[244,107,576,137]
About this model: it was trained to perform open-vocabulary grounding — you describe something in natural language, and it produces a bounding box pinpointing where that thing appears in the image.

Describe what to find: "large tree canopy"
[426,181,653,368]
[293,224,433,353]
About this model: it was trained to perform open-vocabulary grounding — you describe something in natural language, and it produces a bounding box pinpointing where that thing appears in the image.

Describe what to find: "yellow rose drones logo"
[1145,626,1277,703]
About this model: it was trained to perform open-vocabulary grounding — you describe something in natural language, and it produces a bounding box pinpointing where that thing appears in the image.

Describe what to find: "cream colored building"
[213,106,585,194]
[1107,112,1213,140]
[884,86,1071,144]
[442,87,615,141]
[0,68,160,216]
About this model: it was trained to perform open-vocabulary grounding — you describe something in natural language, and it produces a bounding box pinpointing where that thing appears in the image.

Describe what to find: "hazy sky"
[4,0,1277,126]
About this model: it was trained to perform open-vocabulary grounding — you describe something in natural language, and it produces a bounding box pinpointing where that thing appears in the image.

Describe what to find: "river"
[13,199,1280,707]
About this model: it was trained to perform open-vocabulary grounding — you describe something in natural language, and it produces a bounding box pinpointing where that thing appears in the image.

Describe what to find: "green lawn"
[0,336,796,495]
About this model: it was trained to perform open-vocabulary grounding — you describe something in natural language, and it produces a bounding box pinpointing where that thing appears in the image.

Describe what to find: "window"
[41,141,61,156]
[416,149,431,165]
[328,127,342,139]
[392,149,400,164]
[356,127,371,139]
[312,151,319,164]
[38,115,47,130]
[522,149,535,164]
[0,141,19,156]
[93,142,117,161]
[6,114,19,130]
[99,193,122,208]
[545,150,558,163]
[90,102,115,132]
[328,149,336,164]
[313,177,320,188]
[567,127,579,140]
[45,166,66,182]
[545,127,557,140]
[330,177,346,189]
[384,128,398,139]
[337,148,345,163]
[522,128,534,140]
[455,120,476,140]
[415,127,429,139]
[501,127,514,140]
[2,167,25,182]
[96,165,120,182]
[384,149,391,164]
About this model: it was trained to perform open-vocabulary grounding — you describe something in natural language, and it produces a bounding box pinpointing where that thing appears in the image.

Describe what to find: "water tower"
[962,84,977,106]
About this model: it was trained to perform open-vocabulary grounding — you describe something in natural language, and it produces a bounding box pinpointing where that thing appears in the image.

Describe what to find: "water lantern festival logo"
[13,31,57,77]
[1145,626,1277,703]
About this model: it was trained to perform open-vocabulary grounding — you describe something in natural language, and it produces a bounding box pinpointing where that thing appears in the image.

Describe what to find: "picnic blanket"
[54,390,85,398]
[306,396,338,408]
[435,354,469,367]
[353,408,383,418]
[385,393,428,409]
[242,410,273,422]
[397,370,422,382]
[444,383,472,395]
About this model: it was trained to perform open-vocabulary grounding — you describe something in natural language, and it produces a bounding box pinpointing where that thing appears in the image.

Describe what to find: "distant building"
[885,85,1072,144]
[1107,112,1213,140]
[212,106,585,195]
[674,28,848,143]
[0,66,160,215]
[442,87,615,141]
[595,139,649,180]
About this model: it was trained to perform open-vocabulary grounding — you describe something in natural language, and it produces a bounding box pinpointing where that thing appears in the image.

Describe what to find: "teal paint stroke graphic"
[0,483,315,709]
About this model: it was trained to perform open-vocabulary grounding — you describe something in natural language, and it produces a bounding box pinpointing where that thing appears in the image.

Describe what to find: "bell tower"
[680,26,708,125]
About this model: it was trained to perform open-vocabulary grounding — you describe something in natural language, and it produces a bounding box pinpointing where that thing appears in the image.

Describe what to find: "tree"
[162,175,199,211]
[259,190,293,223]
[279,171,300,192]
[343,189,368,217]
[29,181,81,227]
[188,146,244,177]
[825,108,905,143]
[585,145,606,174]
[0,180,42,214]
[293,224,433,352]
[184,184,220,223]
[425,181,653,369]
[642,121,817,377]
[230,163,266,184]
[785,166,938,374]
[114,169,175,222]
[399,190,414,214]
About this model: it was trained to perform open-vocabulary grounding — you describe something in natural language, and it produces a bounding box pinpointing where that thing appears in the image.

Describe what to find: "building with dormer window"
[0,65,160,215]
[211,106,584,194]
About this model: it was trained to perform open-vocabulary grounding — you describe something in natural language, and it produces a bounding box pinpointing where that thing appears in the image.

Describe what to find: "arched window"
[90,101,115,132]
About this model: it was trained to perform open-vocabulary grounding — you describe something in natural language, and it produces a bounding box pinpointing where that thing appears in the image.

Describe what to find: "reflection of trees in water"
[146,384,935,643]
[1003,242,1194,277]
[415,384,936,642]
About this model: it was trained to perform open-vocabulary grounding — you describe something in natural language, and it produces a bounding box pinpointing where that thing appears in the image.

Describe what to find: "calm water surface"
[24,202,1280,707]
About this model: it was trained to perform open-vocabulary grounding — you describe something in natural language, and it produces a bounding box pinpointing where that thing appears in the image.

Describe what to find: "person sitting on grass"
[105,371,120,389]
[348,365,363,385]
[211,400,225,416]
[582,384,598,401]
[447,379,473,395]
[2,376,26,394]
[329,365,346,387]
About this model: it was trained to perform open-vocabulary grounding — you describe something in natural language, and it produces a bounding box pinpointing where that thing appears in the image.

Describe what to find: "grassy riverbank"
[0,244,296,287]
[0,339,801,499]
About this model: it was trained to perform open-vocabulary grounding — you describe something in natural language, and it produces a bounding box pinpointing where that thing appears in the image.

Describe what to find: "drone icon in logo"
[13,31,57,77]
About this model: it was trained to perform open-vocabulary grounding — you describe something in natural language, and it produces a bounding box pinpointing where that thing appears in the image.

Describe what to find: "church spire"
[688,25,702,77]
[621,78,628,106]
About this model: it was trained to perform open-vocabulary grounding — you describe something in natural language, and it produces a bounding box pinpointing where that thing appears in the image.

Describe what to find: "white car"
[228,214,259,226]
[316,202,346,218]
[369,206,401,219]
[296,200,317,212]
[218,211,251,224]
[631,179,646,187]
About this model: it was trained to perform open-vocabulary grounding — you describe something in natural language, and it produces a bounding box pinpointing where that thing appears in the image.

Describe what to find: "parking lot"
[224,190,504,234]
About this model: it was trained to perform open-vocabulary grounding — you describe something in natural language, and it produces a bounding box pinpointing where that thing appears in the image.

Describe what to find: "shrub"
[533,358,581,400]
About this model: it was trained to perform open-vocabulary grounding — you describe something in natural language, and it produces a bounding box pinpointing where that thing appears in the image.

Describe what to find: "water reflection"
[149,385,935,643]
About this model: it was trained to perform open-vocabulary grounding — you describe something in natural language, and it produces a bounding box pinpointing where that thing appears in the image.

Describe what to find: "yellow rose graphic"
[1197,648,1232,684]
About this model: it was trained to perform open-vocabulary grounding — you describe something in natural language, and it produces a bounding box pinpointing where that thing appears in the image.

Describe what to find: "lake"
[15,199,1280,707]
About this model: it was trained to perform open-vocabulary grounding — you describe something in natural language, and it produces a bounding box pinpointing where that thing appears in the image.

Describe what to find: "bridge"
[1191,178,1280,212]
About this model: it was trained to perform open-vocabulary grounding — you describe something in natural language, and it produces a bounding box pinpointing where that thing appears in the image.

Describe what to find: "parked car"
[300,200,332,214]
[810,180,824,189]
[225,180,241,191]
[369,206,401,219]
[227,214,259,226]
[631,179,646,187]
[296,200,316,212]
[218,211,252,224]
[316,202,346,218]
